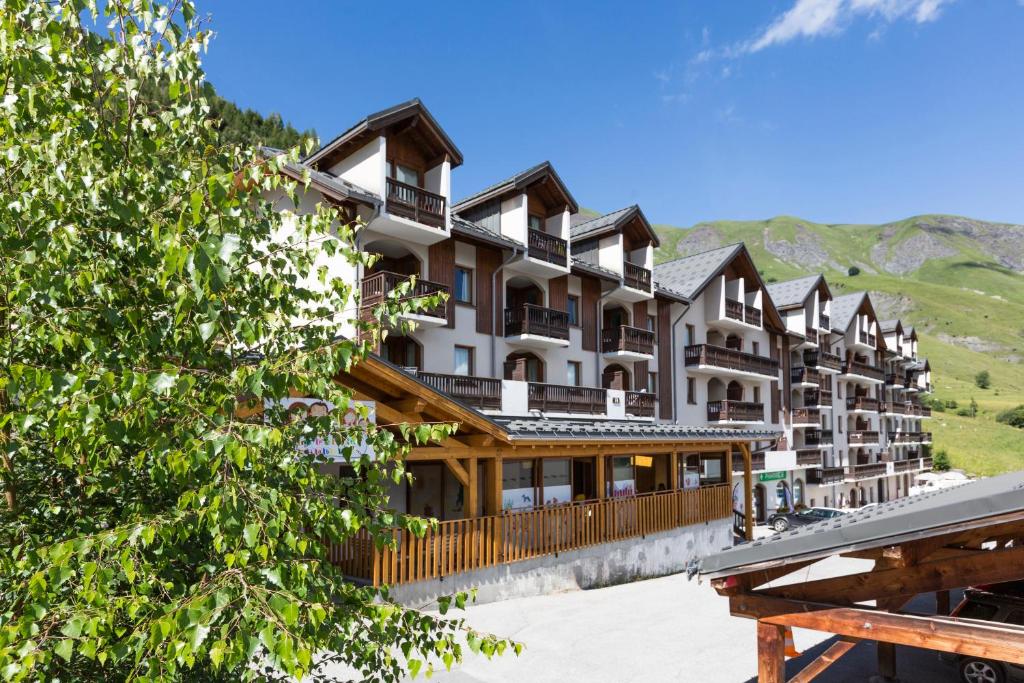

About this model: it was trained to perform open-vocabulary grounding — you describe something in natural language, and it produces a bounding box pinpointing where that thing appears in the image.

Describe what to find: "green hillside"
[653,214,1024,476]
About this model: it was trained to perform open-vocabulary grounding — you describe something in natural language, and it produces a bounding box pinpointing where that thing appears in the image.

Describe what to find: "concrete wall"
[328,137,384,196]
[385,518,733,608]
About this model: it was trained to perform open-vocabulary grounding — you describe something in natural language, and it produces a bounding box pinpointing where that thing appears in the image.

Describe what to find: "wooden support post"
[596,454,606,499]
[670,450,679,491]
[877,642,897,681]
[741,443,754,541]
[936,590,951,616]
[466,457,478,518]
[483,458,501,515]
[725,447,733,486]
[757,621,786,683]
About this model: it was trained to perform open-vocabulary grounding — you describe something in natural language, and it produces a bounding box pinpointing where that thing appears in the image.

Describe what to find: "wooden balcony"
[791,367,821,386]
[623,261,652,292]
[893,460,916,473]
[684,344,779,379]
[385,177,446,229]
[841,359,884,383]
[360,270,449,321]
[848,430,880,445]
[504,304,570,342]
[416,372,501,410]
[601,325,655,357]
[808,466,845,485]
[922,456,933,469]
[625,391,656,417]
[330,485,732,587]
[744,304,761,327]
[846,462,887,480]
[527,382,606,414]
[804,389,833,407]
[804,429,834,447]
[880,401,907,415]
[527,228,568,267]
[724,298,744,323]
[805,326,817,344]
[707,400,764,423]
[792,407,821,425]
[732,452,766,473]
[885,373,907,387]
[846,396,879,412]
[803,349,842,373]
[796,449,823,467]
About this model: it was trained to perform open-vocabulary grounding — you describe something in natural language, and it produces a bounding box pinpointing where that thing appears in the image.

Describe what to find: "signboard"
[759,471,787,482]
[273,397,376,462]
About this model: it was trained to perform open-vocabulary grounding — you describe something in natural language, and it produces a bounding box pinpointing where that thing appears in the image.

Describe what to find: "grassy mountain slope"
[652,214,1024,476]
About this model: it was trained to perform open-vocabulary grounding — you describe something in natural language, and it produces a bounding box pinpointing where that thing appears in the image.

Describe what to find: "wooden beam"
[453,434,495,447]
[713,559,820,596]
[368,400,423,426]
[444,457,469,488]
[731,594,1024,666]
[466,457,478,518]
[741,443,754,541]
[596,454,606,499]
[393,398,427,415]
[670,450,679,491]
[786,638,858,683]
[757,621,786,683]
[877,642,897,681]
[758,545,1024,606]
[483,457,502,516]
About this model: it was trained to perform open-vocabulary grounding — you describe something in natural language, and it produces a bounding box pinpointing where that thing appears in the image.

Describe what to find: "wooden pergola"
[697,471,1024,682]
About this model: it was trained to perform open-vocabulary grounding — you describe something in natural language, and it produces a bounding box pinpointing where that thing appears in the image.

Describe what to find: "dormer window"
[528,214,544,231]
[388,160,421,188]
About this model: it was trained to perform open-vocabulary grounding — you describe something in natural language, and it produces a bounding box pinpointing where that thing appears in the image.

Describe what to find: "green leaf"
[54,639,74,662]
[242,523,259,548]
[408,658,423,679]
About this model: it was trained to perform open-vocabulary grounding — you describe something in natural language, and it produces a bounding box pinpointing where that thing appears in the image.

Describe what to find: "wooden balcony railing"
[601,325,655,356]
[880,402,906,415]
[385,177,446,228]
[904,404,932,418]
[329,485,732,587]
[893,460,916,473]
[804,429,834,447]
[818,313,830,330]
[803,349,842,372]
[724,298,744,322]
[527,228,568,267]
[625,391,656,417]
[792,407,821,425]
[623,261,652,292]
[859,330,877,348]
[805,326,817,343]
[796,449,823,467]
[803,389,833,407]
[360,270,449,320]
[922,456,933,469]
[846,462,887,480]
[744,304,762,328]
[885,373,907,387]
[416,372,502,410]
[808,467,845,485]
[846,396,879,412]
[504,303,570,340]
[848,430,880,445]
[684,344,779,378]
[732,452,766,472]
[527,382,606,414]
[707,400,764,423]
[842,359,884,382]
[791,367,821,385]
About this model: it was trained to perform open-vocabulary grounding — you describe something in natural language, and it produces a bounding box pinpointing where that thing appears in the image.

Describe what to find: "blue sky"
[202,1,1024,226]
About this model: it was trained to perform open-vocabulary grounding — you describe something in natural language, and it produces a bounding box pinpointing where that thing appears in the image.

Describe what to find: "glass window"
[647,372,657,393]
[454,267,472,304]
[752,341,760,356]
[567,361,582,387]
[567,295,580,326]
[393,163,419,186]
[687,378,697,405]
[794,479,805,506]
[610,456,635,497]
[686,324,696,346]
[528,214,544,231]
[502,460,535,510]
[700,455,725,484]
[454,346,473,376]
[646,315,656,334]
[541,459,571,506]
[753,386,761,403]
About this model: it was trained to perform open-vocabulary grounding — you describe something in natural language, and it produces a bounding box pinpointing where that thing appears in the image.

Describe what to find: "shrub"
[932,449,952,472]
[956,407,973,417]
[945,399,959,409]
[975,370,991,389]
[997,405,1024,429]
[848,266,861,276]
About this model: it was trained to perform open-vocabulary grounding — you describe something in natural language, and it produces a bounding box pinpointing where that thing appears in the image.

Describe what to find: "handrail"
[360,270,449,319]
[416,371,502,410]
[601,325,655,355]
[528,382,606,414]
[527,228,568,267]
[385,177,446,228]
[684,344,779,377]
[504,303,570,340]
[707,400,764,423]
[623,261,652,292]
[625,391,656,417]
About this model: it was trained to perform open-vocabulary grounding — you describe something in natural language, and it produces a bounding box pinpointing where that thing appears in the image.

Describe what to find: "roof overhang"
[453,161,579,215]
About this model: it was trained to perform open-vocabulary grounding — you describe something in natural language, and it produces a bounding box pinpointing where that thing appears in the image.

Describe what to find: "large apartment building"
[266,99,933,599]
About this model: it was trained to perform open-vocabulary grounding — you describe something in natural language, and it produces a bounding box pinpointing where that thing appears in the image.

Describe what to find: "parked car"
[767,507,845,532]
[941,582,1024,683]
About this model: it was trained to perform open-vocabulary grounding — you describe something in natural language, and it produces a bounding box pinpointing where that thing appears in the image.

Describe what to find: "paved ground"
[416,555,961,683]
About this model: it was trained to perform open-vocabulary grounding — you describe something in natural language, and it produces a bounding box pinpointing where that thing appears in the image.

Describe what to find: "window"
[647,315,656,336]
[528,214,544,231]
[567,361,582,387]
[700,454,725,485]
[567,295,580,326]
[686,324,696,346]
[647,372,657,393]
[453,346,474,376]
[389,161,420,187]
[752,341,760,356]
[687,377,697,405]
[502,460,535,510]
[453,266,473,304]
[753,386,761,404]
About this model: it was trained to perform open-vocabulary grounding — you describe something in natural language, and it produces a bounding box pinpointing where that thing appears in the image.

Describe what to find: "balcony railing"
[893,460,916,473]
[625,391,656,417]
[804,389,833,407]
[922,456,933,469]
[527,228,568,267]
[796,449,823,466]
[330,485,731,587]
[744,304,762,328]
[792,407,821,425]
[808,467,845,485]
[805,326,817,343]
[707,400,764,423]
[623,261,652,292]
[846,462,887,480]
[846,396,879,412]
[859,330,877,347]
[360,270,449,320]
[504,304,570,341]
[885,373,907,387]
[527,382,606,414]
[385,177,446,228]
[803,349,842,372]
[732,452,766,473]
[842,359,885,382]
[791,367,821,385]
[804,429,834,447]
[684,344,779,378]
[880,401,907,415]
[416,372,502,410]
[818,313,830,330]
[725,298,744,322]
[848,430,880,445]
[601,325,655,356]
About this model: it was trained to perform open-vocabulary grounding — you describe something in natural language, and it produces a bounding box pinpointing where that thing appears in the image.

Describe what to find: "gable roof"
[765,274,825,310]
[305,98,463,169]
[452,161,579,215]
[829,291,867,334]
[569,205,660,247]
[879,319,904,334]
[450,217,521,251]
[698,471,1024,579]
[264,148,382,208]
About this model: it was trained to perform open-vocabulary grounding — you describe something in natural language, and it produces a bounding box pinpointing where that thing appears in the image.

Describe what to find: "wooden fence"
[330,484,731,587]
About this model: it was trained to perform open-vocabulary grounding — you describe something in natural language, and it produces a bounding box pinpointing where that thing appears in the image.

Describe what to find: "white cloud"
[745,0,952,53]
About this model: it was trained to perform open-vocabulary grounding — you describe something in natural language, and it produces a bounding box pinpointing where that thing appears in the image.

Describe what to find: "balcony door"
[603,305,628,330]
[387,160,422,188]
[365,240,421,277]
[506,278,543,309]
[602,364,630,391]
[381,336,421,370]
[505,352,544,383]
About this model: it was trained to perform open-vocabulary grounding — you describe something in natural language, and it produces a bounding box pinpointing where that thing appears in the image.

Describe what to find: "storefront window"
[502,460,535,511]
[793,479,805,507]
[610,456,635,497]
[681,454,701,489]
[700,454,725,485]
[542,459,571,506]
[775,480,792,510]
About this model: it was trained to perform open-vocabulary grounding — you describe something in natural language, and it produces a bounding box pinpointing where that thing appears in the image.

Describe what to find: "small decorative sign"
[759,471,787,482]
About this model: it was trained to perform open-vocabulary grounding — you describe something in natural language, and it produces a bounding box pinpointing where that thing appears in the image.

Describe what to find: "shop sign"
[759,471,787,482]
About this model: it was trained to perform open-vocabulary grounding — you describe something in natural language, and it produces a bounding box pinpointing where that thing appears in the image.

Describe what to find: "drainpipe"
[669,303,692,424]
[491,246,521,378]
